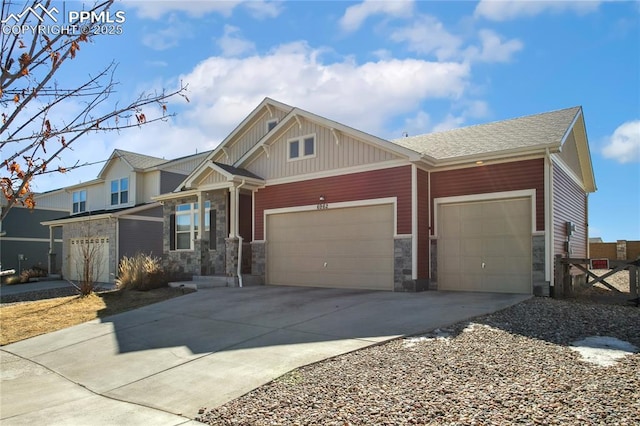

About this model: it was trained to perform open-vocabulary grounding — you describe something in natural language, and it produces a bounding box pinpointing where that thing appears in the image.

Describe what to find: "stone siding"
[251,241,266,277]
[162,191,228,277]
[394,237,414,291]
[532,235,548,296]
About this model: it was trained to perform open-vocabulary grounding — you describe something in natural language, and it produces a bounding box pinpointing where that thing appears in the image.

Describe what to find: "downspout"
[236,180,246,288]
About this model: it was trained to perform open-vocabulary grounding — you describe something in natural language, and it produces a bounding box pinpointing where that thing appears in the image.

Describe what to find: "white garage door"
[266,204,394,290]
[438,198,532,294]
[68,237,110,283]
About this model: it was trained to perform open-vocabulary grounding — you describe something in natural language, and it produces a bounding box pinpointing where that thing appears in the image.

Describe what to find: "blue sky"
[12,0,640,242]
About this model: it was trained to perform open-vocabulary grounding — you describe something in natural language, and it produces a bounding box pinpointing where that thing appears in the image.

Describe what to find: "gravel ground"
[198,275,640,425]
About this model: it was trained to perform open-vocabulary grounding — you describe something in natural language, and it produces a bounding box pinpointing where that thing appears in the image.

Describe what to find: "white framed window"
[288,134,316,161]
[72,190,86,214]
[266,119,278,132]
[175,201,211,250]
[110,177,129,206]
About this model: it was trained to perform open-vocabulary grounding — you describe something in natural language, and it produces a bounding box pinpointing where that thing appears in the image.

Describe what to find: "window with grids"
[72,190,86,213]
[175,201,211,250]
[288,134,315,160]
[110,177,129,205]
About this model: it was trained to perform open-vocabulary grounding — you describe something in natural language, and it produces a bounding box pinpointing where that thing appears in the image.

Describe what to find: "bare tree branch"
[0,0,188,220]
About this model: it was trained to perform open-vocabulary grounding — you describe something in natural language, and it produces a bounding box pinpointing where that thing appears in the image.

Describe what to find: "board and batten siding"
[194,168,227,186]
[254,166,412,240]
[213,108,289,166]
[417,168,429,280]
[557,130,583,186]
[430,159,545,232]
[246,120,398,181]
[552,162,588,258]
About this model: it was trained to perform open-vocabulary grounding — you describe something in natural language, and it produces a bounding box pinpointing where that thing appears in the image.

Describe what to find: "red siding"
[254,166,412,240]
[417,169,429,279]
[430,159,545,232]
[239,193,252,241]
[553,164,588,258]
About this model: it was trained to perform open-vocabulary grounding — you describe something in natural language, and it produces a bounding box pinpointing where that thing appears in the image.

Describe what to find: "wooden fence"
[554,255,639,304]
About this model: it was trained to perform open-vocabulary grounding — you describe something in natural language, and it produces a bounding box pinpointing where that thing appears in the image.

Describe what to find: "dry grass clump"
[116,253,166,291]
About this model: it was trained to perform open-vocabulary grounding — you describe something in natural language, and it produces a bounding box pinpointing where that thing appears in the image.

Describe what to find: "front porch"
[157,163,265,286]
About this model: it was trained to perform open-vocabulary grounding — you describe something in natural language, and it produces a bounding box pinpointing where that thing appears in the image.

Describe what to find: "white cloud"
[178,42,470,138]
[464,29,523,63]
[340,0,414,33]
[141,14,193,51]
[217,25,256,57]
[390,14,463,61]
[125,0,282,20]
[602,120,640,163]
[399,111,431,138]
[474,0,601,21]
[432,114,465,133]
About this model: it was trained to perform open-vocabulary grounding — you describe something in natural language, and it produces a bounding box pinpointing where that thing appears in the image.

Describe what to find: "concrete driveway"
[1,286,529,424]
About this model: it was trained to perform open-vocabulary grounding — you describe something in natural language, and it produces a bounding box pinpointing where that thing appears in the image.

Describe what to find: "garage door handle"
[482,262,486,269]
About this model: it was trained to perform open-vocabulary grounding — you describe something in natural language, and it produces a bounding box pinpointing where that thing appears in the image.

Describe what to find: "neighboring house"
[1,190,67,274]
[155,98,596,295]
[38,149,210,283]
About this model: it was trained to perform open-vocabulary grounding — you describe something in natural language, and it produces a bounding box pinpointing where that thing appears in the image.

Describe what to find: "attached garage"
[266,204,394,290]
[437,197,532,294]
[68,237,110,284]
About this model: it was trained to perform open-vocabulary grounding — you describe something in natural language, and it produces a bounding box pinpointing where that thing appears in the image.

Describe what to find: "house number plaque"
[317,202,328,210]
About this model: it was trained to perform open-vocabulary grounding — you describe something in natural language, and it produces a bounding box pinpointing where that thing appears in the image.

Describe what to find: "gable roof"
[235,104,423,168]
[392,106,582,160]
[97,149,167,178]
[213,162,262,180]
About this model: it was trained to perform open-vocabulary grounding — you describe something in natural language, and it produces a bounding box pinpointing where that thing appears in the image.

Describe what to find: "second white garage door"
[437,198,532,294]
[266,204,394,290]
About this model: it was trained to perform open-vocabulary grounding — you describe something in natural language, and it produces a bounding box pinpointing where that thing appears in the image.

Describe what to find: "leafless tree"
[0,0,188,220]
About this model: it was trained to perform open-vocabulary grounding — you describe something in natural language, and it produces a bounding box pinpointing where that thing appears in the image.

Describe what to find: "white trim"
[429,153,546,173]
[394,234,412,239]
[264,197,399,239]
[432,189,537,237]
[287,133,317,162]
[0,237,63,243]
[411,164,418,280]
[119,215,163,222]
[551,154,588,192]
[544,149,553,284]
[252,189,256,242]
[548,153,555,287]
[265,159,409,186]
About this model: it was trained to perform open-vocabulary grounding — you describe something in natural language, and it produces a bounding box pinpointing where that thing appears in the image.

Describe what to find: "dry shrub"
[116,253,167,291]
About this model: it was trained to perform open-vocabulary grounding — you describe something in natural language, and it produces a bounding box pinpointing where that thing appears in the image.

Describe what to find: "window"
[174,201,211,250]
[266,119,278,132]
[110,177,129,206]
[72,190,86,214]
[288,134,315,160]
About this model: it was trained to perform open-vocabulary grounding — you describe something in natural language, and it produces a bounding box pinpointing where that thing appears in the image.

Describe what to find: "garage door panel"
[267,204,394,290]
[438,198,532,294]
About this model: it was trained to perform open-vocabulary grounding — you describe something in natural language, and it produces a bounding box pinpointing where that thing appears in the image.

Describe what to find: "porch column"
[48,225,56,275]
[197,191,206,244]
[229,186,237,238]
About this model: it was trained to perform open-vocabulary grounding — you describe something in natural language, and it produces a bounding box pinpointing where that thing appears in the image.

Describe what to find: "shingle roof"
[391,106,581,160]
[115,149,168,170]
[213,162,263,180]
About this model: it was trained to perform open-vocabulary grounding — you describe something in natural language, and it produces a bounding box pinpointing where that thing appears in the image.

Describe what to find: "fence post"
[630,265,638,299]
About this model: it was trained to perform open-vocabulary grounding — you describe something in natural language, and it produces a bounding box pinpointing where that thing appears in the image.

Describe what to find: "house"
[37,149,210,283]
[155,98,596,295]
[1,190,67,274]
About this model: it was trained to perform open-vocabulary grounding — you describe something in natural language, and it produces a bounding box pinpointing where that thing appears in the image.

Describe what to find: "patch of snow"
[403,328,453,347]
[570,336,638,367]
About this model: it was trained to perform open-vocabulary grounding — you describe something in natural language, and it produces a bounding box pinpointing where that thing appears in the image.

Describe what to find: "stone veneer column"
[429,239,438,290]
[251,241,266,278]
[532,235,548,296]
[225,237,239,278]
[393,237,413,291]
[616,240,627,260]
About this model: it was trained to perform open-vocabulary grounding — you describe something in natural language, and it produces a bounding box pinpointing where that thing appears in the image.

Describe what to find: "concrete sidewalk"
[1,286,529,424]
